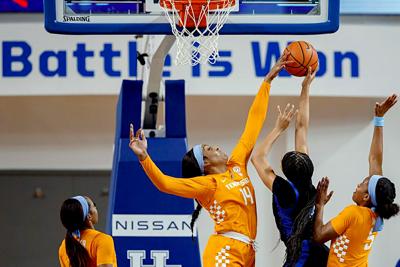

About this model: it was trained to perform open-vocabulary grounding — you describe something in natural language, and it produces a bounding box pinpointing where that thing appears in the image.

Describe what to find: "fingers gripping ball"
[284,41,319,77]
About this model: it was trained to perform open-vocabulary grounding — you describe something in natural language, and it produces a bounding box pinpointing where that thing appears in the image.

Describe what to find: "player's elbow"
[295,118,307,129]
[251,152,264,166]
[313,229,330,244]
[153,181,170,194]
[313,231,324,244]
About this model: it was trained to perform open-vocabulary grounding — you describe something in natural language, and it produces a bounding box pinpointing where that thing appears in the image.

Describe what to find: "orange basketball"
[284,41,319,77]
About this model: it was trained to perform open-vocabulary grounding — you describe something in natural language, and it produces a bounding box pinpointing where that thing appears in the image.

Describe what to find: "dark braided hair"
[182,148,204,239]
[282,151,314,188]
[285,193,316,266]
[281,151,316,266]
[375,177,399,219]
[60,198,92,267]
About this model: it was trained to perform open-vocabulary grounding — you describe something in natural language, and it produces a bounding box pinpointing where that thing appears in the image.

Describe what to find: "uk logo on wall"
[127,250,182,267]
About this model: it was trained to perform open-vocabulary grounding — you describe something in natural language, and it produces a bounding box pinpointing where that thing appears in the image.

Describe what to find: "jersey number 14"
[240,186,254,206]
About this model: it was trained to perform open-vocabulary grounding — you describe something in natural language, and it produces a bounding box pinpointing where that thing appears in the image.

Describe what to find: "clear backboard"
[44,0,339,34]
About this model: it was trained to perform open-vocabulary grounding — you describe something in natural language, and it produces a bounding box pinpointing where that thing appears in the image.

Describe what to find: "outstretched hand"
[375,94,398,117]
[302,67,317,88]
[265,52,293,83]
[316,177,334,207]
[275,103,298,132]
[129,124,148,161]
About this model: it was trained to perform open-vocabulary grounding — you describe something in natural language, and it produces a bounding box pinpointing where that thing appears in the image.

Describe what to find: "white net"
[160,0,235,65]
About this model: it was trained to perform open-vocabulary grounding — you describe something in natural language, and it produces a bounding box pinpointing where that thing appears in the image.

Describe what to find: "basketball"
[284,41,319,77]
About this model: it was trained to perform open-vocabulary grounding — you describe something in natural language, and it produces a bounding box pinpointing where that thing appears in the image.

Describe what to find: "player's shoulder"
[94,230,114,243]
[341,205,376,226]
[341,205,367,218]
[83,229,109,241]
[342,204,360,212]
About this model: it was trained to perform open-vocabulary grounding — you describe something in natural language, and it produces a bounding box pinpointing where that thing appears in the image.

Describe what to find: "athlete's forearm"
[296,85,310,129]
[233,81,271,158]
[243,81,270,141]
[295,85,310,154]
[253,128,282,160]
[140,156,214,199]
[251,128,282,190]
[368,94,398,175]
[313,204,326,243]
[140,157,176,193]
[368,125,383,176]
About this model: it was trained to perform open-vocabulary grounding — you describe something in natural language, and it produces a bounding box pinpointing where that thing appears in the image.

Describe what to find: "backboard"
[44,0,339,35]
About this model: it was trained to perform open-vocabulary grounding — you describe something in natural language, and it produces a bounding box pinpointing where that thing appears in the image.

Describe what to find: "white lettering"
[240,186,254,206]
[225,177,250,190]
[127,250,182,267]
[112,214,195,237]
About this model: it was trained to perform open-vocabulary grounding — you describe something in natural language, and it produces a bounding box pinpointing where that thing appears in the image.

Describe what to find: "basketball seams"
[285,63,305,69]
[285,41,319,77]
[292,67,307,76]
[288,52,305,68]
[285,47,302,68]
[309,50,319,67]
[297,41,305,64]
[287,42,308,69]
[310,60,318,67]
[303,43,314,69]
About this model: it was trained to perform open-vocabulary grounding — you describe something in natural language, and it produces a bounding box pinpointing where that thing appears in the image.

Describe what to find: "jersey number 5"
[364,229,375,251]
[240,186,254,206]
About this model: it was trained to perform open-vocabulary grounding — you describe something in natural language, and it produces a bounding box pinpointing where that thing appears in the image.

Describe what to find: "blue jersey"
[272,176,328,267]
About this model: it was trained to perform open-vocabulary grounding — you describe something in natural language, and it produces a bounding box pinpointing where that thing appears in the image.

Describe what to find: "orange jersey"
[203,234,255,267]
[140,81,271,240]
[59,229,118,267]
[328,205,378,267]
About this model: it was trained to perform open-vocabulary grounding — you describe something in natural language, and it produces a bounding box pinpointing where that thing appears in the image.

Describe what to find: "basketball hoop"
[159,0,235,65]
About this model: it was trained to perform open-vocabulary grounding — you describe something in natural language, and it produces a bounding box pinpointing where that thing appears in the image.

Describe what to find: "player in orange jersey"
[314,94,399,267]
[129,54,291,267]
[251,67,329,267]
[59,196,118,267]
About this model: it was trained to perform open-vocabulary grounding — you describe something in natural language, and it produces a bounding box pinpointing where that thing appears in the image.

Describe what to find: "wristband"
[374,116,384,127]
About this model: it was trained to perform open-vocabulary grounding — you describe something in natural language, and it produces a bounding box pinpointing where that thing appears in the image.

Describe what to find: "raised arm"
[129,126,216,201]
[230,54,291,165]
[313,177,337,243]
[368,94,398,176]
[251,104,297,191]
[295,67,316,154]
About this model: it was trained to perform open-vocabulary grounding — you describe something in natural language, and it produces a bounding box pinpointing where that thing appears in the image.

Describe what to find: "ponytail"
[182,148,204,238]
[65,231,92,267]
[375,178,399,219]
[190,202,203,240]
[285,195,316,266]
[376,203,399,219]
[60,198,93,267]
